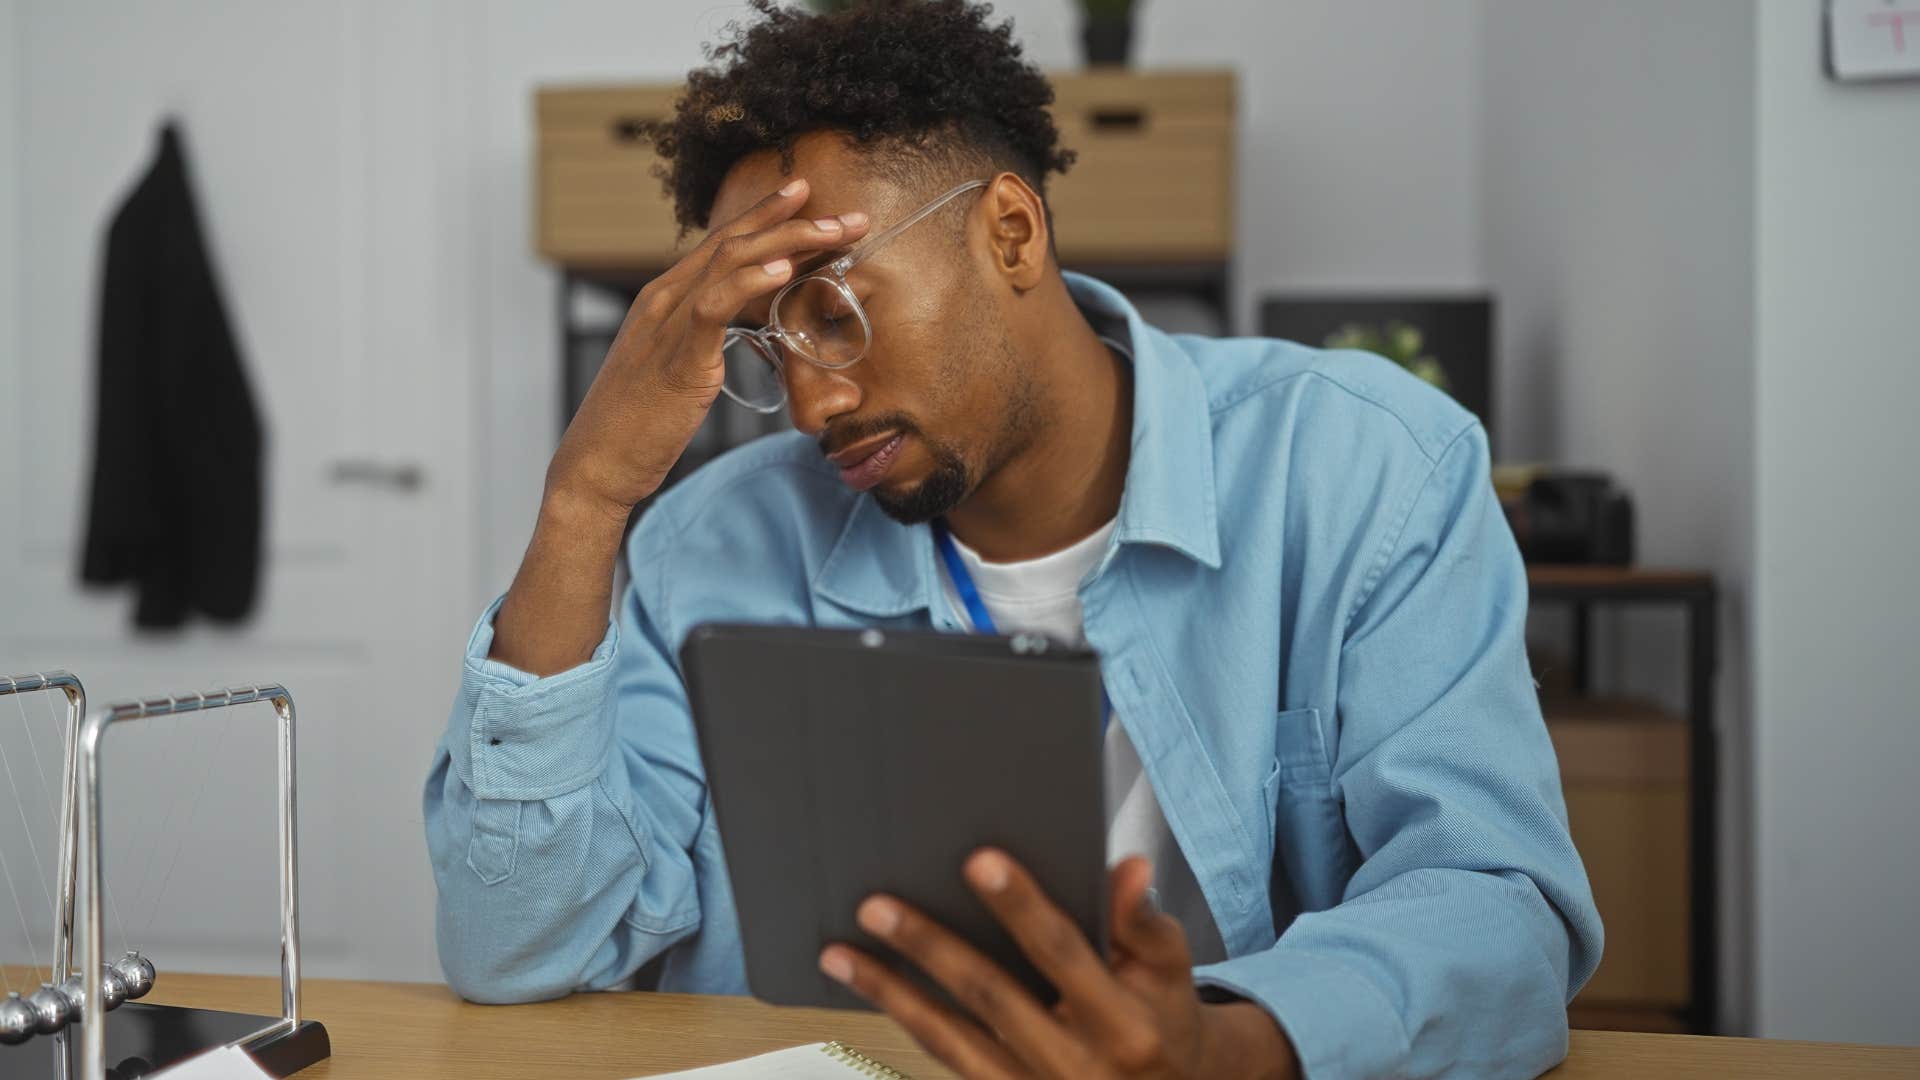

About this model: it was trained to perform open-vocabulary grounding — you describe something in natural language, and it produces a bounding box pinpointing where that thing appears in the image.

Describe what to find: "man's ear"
[981,172,1050,291]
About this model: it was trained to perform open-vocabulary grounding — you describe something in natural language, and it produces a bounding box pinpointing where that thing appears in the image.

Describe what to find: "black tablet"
[681,623,1109,1011]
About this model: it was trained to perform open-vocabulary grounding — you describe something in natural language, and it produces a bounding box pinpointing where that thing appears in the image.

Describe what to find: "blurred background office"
[1,0,1915,1053]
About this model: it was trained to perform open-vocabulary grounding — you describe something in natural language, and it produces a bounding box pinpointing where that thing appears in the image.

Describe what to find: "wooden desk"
[77,973,1920,1078]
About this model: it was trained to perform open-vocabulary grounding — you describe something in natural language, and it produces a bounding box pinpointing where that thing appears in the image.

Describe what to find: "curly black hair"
[646,0,1076,233]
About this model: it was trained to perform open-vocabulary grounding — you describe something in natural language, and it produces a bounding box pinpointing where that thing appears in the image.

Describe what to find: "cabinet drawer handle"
[1089,107,1146,133]
[610,116,661,143]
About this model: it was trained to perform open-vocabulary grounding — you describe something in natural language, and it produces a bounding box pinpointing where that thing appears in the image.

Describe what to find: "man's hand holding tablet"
[822,849,1295,1079]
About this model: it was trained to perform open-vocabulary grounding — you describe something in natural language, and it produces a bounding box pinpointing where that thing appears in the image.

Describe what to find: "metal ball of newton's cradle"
[26,982,73,1034]
[57,964,129,1017]
[113,950,157,1000]
[99,963,130,1010]
[0,992,35,1045]
[57,974,88,1017]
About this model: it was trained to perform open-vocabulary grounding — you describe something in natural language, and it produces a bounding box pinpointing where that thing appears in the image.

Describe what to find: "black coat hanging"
[80,120,264,629]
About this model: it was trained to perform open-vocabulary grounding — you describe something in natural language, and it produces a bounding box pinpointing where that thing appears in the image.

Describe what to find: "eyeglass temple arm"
[832,179,992,274]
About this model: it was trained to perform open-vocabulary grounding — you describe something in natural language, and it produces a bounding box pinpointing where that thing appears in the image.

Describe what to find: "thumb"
[1108,855,1191,975]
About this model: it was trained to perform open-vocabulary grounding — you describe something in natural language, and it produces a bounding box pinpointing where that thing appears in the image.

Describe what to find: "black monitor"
[1259,294,1495,446]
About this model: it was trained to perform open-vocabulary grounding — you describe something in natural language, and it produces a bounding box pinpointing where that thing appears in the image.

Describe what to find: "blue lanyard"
[931,520,1111,734]
[931,520,999,634]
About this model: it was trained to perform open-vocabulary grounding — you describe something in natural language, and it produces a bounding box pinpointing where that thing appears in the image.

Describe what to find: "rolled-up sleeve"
[423,529,709,1003]
[1196,423,1604,1079]
[449,597,621,801]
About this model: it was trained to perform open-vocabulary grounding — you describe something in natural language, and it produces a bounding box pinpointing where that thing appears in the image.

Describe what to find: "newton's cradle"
[1,671,330,1079]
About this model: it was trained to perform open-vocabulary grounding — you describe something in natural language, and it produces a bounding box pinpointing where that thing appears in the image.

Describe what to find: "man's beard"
[866,344,1040,526]
[871,437,971,524]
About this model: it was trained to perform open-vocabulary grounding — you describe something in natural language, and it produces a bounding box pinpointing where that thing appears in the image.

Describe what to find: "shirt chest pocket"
[1262,707,1356,918]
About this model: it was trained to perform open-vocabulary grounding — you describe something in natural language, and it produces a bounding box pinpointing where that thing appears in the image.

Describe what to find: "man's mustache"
[818,413,923,459]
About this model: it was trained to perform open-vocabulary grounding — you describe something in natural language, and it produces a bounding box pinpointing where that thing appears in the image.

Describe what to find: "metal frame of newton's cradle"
[3,672,329,1079]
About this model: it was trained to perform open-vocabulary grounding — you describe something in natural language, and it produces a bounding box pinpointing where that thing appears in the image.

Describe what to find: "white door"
[0,0,477,986]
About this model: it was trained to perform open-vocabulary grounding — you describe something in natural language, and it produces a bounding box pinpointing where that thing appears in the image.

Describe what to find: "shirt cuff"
[449,595,621,802]
[1194,944,1410,1080]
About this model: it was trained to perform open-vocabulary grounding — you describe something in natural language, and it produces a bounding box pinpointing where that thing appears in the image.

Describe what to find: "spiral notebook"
[634,1040,914,1078]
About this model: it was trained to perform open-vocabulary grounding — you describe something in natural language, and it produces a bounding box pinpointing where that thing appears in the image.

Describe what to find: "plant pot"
[1081,18,1134,67]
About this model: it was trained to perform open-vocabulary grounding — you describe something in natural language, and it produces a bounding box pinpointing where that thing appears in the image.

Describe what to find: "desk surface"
[57,973,1911,1078]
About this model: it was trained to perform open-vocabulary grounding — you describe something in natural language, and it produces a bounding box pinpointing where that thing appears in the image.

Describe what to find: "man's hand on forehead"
[790,246,851,277]
[730,241,858,328]
[540,175,870,517]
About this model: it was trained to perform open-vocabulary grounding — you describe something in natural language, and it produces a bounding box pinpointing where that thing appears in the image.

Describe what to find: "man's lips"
[826,429,902,469]
[831,432,906,491]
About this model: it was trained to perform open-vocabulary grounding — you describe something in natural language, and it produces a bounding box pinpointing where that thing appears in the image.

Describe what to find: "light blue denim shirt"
[425,273,1602,1079]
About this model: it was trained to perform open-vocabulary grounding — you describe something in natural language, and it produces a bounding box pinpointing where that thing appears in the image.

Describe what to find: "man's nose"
[783,355,863,438]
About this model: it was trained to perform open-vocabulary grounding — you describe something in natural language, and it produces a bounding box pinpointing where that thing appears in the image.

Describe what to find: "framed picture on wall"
[1826,0,1920,82]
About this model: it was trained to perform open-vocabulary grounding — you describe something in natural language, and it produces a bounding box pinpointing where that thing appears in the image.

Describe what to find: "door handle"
[328,460,425,492]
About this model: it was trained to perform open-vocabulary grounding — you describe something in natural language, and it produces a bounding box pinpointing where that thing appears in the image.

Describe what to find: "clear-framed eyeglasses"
[720,178,991,413]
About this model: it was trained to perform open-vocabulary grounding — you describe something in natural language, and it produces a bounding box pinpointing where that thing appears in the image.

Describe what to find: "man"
[424,1,1602,1076]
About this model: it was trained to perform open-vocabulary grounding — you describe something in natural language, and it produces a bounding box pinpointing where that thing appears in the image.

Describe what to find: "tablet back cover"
[682,624,1108,1010]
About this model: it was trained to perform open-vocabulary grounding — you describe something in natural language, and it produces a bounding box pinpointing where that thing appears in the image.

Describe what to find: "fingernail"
[780,179,805,197]
[858,899,900,936]
[763,258,791,276]
[839,211,869,229]
[813,217,842,233]
[819,949,854,983]
[971,854,1009,893]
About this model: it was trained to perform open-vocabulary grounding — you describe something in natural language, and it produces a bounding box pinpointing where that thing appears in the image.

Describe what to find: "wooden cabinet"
[535,84,684,266]
[534,70,1236,267]
[1045,70,1235,261]
[1548,699,1692,1010]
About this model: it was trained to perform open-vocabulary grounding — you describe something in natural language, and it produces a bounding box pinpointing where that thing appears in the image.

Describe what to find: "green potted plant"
[1324,321,1452,392]
[1078,0,1140,67]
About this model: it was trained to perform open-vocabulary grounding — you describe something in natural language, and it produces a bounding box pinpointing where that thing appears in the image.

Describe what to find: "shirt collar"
[812,271,1222,618]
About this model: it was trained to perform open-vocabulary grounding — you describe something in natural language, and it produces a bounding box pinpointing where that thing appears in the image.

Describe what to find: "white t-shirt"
[936,520,1227,965]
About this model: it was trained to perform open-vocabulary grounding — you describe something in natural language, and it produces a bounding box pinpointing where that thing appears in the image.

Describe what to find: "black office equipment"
[1503,470,1636,565]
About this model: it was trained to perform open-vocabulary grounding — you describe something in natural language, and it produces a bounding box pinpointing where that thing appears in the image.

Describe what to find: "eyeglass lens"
[775,276,867,367]
[721,333,786,411]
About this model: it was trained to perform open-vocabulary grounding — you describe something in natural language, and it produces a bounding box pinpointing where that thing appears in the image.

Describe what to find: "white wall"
[470,0,766,596]
[1751,2,1920,1047]
[1122,0,1486,300]
[1480,0,1758,1033]
[2,0,483,985]
[1,0,16,526]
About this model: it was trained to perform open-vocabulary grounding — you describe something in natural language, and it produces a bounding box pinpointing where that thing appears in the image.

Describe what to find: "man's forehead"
[707,132,905,230]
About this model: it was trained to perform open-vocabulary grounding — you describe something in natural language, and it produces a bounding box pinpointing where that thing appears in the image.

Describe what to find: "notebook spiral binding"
[821,1040,913,1079]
